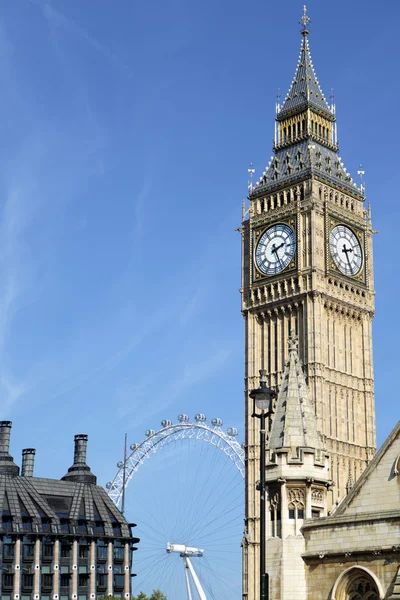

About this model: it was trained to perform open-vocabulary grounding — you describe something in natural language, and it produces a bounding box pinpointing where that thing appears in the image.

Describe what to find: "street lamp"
[250,369,276,600]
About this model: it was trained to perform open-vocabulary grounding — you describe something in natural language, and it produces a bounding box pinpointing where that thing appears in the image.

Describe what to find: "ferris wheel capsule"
[195,414,206,422]
[130,443,138,451]
[227,427,239,437]
[106,482,112,489]
[145,429,155,437]
[161,420,172,428]
[211,418,223,427]
[117,461,124,468]
[178,414,189,423]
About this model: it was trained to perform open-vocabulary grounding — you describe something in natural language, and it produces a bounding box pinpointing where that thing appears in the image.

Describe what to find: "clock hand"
[271,242,285,254]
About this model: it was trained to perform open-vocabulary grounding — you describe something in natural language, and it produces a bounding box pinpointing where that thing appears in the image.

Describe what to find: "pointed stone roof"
[249,8,364,200]
[278,36,332,120]
[269,334,323,452]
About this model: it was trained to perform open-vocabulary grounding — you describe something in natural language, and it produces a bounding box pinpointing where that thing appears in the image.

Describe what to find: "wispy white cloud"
[32,0,134,76]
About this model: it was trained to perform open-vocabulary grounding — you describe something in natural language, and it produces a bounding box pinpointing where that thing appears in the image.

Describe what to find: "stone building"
[240,6,399,600]
[0,421,139,600]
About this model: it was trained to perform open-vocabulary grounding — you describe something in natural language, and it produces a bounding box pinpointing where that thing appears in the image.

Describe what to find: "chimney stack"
[0,421,12,455]
[21,448,36,477]
[0,421,19,477]
[61,434,96,484]
[74,434,88,465]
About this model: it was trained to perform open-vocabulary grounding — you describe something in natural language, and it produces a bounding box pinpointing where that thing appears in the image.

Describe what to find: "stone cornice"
[302,508,400,532]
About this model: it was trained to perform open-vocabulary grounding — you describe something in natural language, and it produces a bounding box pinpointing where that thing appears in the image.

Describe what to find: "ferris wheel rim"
[106,417,245,507]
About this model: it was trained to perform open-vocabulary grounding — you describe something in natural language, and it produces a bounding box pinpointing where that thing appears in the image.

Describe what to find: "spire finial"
[248,163,255,193]
[288,333,299,354]
[357,164,365,195]
[299,5,310,37]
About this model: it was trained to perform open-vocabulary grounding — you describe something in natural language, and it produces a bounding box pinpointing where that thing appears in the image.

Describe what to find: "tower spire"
[299,5,310,38]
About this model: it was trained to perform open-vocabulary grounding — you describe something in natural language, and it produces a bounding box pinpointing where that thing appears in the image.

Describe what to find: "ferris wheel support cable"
[187,483,244,543]
[202,555,241,595]
[183,446,243,542]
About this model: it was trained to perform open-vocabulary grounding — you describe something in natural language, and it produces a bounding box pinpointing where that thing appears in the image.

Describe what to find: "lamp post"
[250,369,275,600]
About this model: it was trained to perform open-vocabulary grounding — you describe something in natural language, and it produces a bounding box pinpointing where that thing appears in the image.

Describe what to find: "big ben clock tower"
[241,7,375,599]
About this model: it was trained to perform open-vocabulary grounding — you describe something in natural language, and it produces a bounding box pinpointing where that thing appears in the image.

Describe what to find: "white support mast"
[184,560,194,600]
[166,543,207,600]
[185,556,207,600]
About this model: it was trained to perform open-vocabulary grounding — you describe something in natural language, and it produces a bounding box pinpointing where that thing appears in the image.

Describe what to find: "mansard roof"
[0,473,132,539]
[0,422,135,540]
[269,334,323,452]
[277,36,333,120]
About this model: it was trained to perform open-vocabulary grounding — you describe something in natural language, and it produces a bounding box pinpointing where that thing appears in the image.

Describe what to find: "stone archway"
[331,566,384,600]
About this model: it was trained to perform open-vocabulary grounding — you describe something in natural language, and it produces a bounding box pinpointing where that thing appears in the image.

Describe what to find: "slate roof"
[250,25,364,200]
[0,474,132,539]
[278,36,333,120]
[252,139,361,197]
[269,334,323,452]
[0,424,135,540]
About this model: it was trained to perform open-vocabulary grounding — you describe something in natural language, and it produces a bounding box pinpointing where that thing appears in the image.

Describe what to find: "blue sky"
[0,0,398,595]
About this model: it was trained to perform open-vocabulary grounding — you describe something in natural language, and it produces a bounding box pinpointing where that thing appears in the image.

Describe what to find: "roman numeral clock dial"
[255,223,296,276]
[329,224,363,277]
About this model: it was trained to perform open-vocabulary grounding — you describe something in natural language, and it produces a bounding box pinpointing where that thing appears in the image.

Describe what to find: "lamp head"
[250,369,275,415]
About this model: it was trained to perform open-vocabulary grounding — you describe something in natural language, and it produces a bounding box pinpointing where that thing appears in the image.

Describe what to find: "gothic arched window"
[347,577,379,600]
[332,568,382,600]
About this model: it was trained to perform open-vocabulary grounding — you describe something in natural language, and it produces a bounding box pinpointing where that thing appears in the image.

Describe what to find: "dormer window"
[78,520,87,534]
[22,517,32,532]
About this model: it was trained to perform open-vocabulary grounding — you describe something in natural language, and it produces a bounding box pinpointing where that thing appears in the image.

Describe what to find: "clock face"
[255,223,296,275]
[330,225,363,276]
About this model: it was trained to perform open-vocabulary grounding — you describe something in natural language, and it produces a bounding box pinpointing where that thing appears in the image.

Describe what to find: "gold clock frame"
[253,217,297,281]
[328,218,365,283]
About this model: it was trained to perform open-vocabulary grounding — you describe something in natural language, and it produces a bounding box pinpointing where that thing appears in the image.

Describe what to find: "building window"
[114,574,124,590]
[343,574,380,600]
[311,509,320,518]
[43,542,53,559]
[3,543,14,559]
[78,573,89,587]
[22,544,35,559]
[41,518,51,532]
[78,520,87,534]
[2,573,14,588]
[97,573,107,589]
[22,517,33,532]
[114,545,124,560]
[60,544,71,558]
[2,515,12,531]
[59,518,70,533]
[21,573,34,589]
[41,573,53,590]
[288,504,304,519]
[60,573,71,587]
[95,520,105,535]
[270,492,281,538]
[79,544,88,559]
[97,543,108,560]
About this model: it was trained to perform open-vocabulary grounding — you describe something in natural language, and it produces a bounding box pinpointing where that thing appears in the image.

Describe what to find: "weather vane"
[299,5,310,36]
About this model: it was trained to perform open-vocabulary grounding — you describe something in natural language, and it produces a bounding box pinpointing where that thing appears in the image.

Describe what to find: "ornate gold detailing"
[299,5,310,37]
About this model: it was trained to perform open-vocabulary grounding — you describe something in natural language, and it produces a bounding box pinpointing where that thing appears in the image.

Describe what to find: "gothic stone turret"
[265,335,330,600]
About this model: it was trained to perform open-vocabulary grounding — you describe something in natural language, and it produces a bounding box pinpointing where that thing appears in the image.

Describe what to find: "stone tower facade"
[241,8,376,600]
